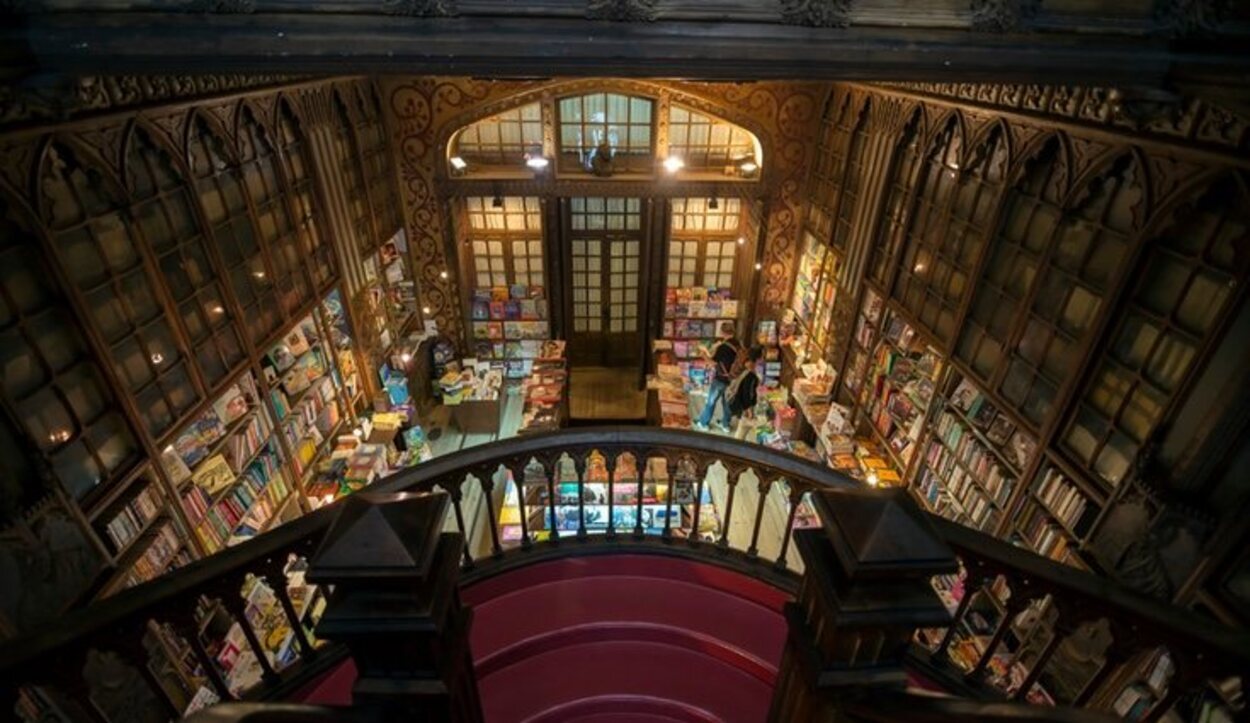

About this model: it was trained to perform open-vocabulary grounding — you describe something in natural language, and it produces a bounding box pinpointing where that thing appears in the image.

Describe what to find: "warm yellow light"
[662,156,685,174]
[450,156,468,170]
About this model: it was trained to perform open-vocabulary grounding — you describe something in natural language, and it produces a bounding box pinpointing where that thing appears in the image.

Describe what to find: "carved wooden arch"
[434,79,775,177]
[183,107,242,175]
[1060,145,1150,232]
[962,117,1013,175]
[918,107,965,163]
[35,132,132,228]
[274,90,310,132]
[119,118,201,202]
[235,99,285,164]
[1135,168,1250,251]
[0,136,47,220]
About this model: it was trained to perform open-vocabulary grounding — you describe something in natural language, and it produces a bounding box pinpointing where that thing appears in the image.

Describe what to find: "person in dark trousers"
[695,322,742,432]
[728,346,764,433]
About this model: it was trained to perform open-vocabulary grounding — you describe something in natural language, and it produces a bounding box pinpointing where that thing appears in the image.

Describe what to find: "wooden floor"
[568,366,647,421]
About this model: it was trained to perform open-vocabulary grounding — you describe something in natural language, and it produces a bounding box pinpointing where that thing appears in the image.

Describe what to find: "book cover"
[193,454,236,496]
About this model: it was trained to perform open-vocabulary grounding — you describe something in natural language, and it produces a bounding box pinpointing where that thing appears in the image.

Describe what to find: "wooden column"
[767,487,958,722]
[308,491,482,723]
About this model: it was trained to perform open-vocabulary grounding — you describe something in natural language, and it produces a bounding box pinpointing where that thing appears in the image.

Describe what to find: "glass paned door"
[570,235,643,366]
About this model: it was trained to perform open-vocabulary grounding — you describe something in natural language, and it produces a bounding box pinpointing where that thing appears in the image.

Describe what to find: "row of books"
[519,361,567,434]
[932,411,1016,506]
[470,297,548,321]
[473,339,566,363]
[1033,467,1092,533]
[922,441,1007,526]
[224,412,271,474]
[665,286,733,303]
[948,374,1038,474]
[663,299,739,319]
[917,467,1002,532]
[102,483,164,553]
[192,448,290,553]
[1016,503,1080,566]
[472,320,552,341]
[123,521,189,588]
[663,319,732,340]
[472,284,546,303]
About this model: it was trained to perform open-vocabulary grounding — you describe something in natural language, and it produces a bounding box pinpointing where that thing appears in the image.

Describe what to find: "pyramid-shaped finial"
[812,487,957,579]
[309,491,450,582]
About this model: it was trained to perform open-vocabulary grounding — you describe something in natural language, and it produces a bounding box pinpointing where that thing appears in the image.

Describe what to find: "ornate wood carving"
[383,0,456,17]
[586,0,657,22]
[969,0,1041,32]
[779,0,854,28]
[878,82,1250,154]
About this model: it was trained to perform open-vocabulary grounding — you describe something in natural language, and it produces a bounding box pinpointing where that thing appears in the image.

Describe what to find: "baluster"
[718,466,739,549]
[661,456,676,541]
[170,611,233,701]
[634,451,646,539]
[747,476,773,559]
[445,479,474,568]
[774,484,804,570]
[688,459,707,547]
[1011,629,1062,701]
[935,570,986,661]
[543,456,560,545]
[511,464,530,550]
[216,595,280,686]
[970,589,1028,681]
[262,565,315,660]
[107,629,183,720]
[477,471,504,558]
[605,452,617,540]
[573,453,588,541]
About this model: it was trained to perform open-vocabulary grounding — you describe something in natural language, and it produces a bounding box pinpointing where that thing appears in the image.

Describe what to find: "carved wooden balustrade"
[0,427,1244,723]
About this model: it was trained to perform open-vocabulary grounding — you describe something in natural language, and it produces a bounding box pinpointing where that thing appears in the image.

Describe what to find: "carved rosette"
[779,0,854,28]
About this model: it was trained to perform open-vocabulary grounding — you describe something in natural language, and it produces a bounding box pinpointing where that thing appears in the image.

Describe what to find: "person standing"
[728,346,764,436]
[695,323,741,432]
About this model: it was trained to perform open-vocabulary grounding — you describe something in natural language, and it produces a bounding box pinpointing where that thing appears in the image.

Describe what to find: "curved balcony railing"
[0,428,1246,723]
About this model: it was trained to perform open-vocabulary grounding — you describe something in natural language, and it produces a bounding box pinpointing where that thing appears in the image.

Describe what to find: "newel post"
[308,491,483,723]
[767,487,959,722]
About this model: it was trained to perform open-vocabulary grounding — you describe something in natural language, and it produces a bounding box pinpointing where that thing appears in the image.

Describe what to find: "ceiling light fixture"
[662,156,685,174]
[450,156,468,171]
[525,155,549,171]
[739,157,759,174]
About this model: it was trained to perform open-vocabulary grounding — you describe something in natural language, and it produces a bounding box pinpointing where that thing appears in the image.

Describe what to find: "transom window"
[671,197,741,232]
[465,196,542,232]
[558,93,654,174]
[454,102,543,166]
[570,197,641,231]
[667,105,756,171]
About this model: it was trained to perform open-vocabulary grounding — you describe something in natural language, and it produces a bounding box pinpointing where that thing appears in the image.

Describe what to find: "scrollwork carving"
[779,0,854,28]
[969,0,1040,32]
[586,0,657,22]
[383,0,456,17]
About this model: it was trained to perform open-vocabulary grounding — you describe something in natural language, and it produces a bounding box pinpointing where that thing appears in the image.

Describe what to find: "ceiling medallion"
[779,0,854,28]
[586,0,658,22]
[969,0,1041,32]
[383,0,457,17]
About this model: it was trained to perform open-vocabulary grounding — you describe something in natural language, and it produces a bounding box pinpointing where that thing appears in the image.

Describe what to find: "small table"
[449,397,502,434]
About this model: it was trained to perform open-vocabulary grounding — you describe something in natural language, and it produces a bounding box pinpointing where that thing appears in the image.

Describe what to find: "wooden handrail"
[0,427,1244,722]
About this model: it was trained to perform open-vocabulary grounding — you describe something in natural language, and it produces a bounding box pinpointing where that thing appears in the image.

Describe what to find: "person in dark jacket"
[728,346,764,429]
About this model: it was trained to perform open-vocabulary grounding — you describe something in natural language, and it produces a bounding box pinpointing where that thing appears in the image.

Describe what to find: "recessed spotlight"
[754,262,763,271]
[662,156,685,174]
[150,353,164,365]
[422,306,431,314]
[450,156,467,171]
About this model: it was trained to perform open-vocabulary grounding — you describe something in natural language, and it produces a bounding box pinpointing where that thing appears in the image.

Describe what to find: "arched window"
[277,100,334,290]
[330,94,373,255]
[957,138,1063,384]
[128,127,244,390]
[667,103,758,174]
[559,93,654,174]
[832,99,870,253]
[0,199,140,499]
[804,94,855,242]
[189,115,282,346]
[238,107,310,317]
[896,123,1008,342]
[42,142,198,439]
[1064,174,1249,487]
[451,102,543,168]
[868,111,922,289]
[358,87,404,239]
